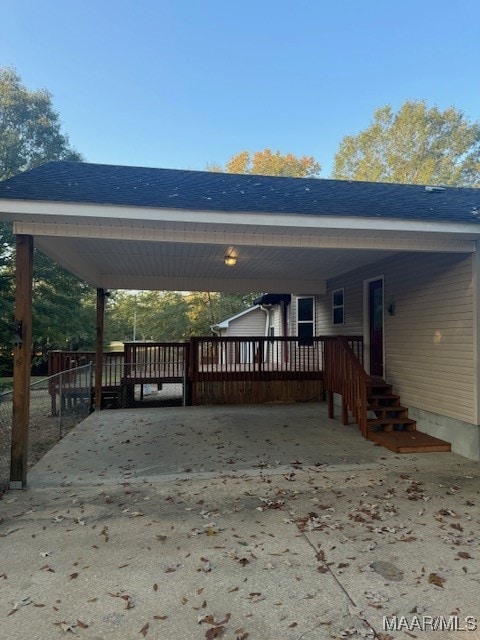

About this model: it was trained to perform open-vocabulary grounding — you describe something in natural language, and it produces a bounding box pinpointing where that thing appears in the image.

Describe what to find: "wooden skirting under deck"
[192,379,324,405]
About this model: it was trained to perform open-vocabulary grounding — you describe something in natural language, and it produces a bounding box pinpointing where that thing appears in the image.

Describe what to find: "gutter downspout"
[260,304,274,362]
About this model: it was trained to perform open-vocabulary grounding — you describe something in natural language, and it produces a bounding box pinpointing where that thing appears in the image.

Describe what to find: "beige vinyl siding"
[316,283,363,336]
[271,305,283,336]
[319,252,475,424]
[385,253,473,423]
[227,307,267,337]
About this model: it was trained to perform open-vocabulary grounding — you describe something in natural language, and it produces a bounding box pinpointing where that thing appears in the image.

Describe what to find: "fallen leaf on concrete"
[206,627,225,639]
[54,621,77,633]
[8,595,33,615]
[140,622,149,637]
[428,572,445,587]
[40,564,55,572]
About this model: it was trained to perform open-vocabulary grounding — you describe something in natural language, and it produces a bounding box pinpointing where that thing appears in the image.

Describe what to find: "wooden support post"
[10,235,33,487]
[94,288,106,410]
[342,400,349,425]
[327,390,334,419]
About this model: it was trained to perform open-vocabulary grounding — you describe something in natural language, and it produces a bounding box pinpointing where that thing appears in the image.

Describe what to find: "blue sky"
[2,0,479,177]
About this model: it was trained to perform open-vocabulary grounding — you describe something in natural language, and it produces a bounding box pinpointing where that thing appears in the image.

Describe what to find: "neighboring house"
[211,294,291,339]
[1,162,480,462]
[211,305,268,338]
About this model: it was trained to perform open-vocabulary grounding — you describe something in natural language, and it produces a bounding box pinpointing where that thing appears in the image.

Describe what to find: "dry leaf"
[76,620,89,629]
[428,572,445,587]
[153,615,168,620]
[140,622,149,637]
[54,621,77,634]
[206,627,225,640]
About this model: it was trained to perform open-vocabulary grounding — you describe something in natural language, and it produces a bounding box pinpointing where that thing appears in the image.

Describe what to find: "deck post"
[342,400,349,425]
[189,337,198,406]
[183,341,192,406]
[94,288,106,410]
[327,390,334,419]
[10,234,33,488]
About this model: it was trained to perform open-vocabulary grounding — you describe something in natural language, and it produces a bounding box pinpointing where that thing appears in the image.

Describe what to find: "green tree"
[211,148,321,178]
[105,290,258,343]
[32,253,96,357]
[106,291,191,343]
[0,68,88,372]
[0,67,82,180]
[186,292,258,336]
[333,101,480,187]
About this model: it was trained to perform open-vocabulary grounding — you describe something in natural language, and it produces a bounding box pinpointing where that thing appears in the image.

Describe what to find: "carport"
[1,161,478,485]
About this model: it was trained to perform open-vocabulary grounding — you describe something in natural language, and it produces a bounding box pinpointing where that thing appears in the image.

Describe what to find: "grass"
[0,376,46,392]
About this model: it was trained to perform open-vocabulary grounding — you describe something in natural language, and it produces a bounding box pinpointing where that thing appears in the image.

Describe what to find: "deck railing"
[123,342,187,382]
[189,336,325,381]
[324,336,369,437]
[49,335,365,401]
[48,350,124,388]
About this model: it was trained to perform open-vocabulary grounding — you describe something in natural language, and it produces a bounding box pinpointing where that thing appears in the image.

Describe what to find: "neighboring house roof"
[1,161,479,223]
[254,293,291,305]
[212,305,263,331]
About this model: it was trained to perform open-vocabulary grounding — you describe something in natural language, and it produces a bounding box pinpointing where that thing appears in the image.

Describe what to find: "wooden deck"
[48,336,453,456]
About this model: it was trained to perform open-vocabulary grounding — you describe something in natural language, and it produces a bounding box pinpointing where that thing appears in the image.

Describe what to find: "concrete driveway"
[1,404,479,640]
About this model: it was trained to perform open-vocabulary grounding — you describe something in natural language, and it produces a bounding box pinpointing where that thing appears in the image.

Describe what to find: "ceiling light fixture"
[224,254,237,267]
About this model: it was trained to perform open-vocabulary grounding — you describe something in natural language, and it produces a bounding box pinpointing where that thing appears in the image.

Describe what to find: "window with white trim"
[332,288,344,325]
[297,296,314,344]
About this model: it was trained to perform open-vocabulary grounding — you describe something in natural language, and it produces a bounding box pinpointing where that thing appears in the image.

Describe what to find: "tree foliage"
[0,67,82,180]
[211,148,321,177]
[333,101,480,187]
[0,68,87,373]
[105,291,258,342]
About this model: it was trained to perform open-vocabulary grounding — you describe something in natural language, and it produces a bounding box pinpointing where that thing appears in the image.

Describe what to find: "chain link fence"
[0,363,93,492]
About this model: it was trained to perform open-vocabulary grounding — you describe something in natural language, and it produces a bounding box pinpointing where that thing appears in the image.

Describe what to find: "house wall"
[313,251,479,458]
[224,307,267,336]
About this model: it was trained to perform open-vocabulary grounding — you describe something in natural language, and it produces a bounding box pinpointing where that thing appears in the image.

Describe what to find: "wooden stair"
[365,377,451,454]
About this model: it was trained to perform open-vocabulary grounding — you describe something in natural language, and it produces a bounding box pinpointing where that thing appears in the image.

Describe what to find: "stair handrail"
[324,336,370,438]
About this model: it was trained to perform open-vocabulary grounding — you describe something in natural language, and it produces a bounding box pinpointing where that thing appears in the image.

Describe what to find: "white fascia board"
[3,199,480,238]
[97,275,327,294]
[12,220,476,253]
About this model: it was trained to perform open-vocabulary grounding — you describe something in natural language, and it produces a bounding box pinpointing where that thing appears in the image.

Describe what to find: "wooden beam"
[10,234,33,487]
[94,288,106,410]
[327,391,334,419]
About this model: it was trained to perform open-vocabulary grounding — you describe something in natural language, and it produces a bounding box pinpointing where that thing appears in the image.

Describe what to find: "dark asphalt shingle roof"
[0,161,479,223]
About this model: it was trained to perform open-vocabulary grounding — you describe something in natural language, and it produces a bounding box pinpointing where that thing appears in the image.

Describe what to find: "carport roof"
[1,161,480,223]
[1,162,480,292]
